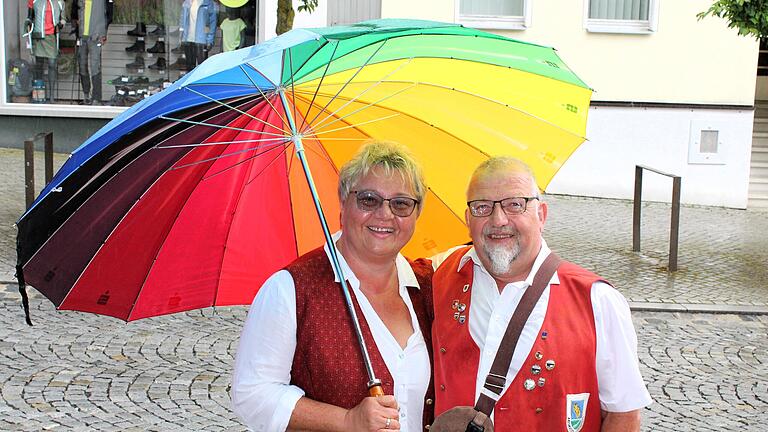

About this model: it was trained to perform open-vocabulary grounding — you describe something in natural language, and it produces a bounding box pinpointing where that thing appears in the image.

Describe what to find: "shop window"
[4,0,259,107]
[456,0,531,30]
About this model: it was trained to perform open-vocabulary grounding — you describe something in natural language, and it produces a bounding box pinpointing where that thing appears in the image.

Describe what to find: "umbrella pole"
[277,89,384,398]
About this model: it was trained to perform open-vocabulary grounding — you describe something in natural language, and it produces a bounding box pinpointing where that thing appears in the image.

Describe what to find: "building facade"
[2,0,761,207]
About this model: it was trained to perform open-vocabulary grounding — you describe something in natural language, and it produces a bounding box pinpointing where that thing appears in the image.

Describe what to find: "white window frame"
[455,0,532,31]
[583,0,659,34]
[0,2,122,117]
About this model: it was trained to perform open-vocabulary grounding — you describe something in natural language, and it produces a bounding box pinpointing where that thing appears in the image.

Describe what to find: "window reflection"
[5,0,259,107]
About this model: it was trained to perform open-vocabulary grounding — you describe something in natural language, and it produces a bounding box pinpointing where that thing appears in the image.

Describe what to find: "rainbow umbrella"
[16,19,591,323]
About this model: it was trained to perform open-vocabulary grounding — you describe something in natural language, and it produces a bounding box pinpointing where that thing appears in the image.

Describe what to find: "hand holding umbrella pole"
[278,89,386,399]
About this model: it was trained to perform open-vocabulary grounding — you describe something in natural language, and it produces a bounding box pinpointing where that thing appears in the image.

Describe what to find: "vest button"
[440,384,445,391]
[536,408,543,414]
[440,347,446,353]
[425,398,433,405]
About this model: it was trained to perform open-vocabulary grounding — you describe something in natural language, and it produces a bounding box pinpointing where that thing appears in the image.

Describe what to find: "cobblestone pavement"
[545,194,768,307]
[1,147,767,430]
[2,287,767,431]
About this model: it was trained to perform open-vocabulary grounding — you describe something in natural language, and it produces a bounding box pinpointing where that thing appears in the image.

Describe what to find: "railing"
[632,165,681,272]
[24,132,54,209]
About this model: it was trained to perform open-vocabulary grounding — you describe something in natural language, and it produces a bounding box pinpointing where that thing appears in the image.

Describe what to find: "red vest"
[287,247,435,428]
[433,247,603,431]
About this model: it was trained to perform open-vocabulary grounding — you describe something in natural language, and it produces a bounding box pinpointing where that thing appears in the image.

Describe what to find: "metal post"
[669,176,681,272]
[44,132,54,184]
[24,139,35,208]
[632,165,642,252]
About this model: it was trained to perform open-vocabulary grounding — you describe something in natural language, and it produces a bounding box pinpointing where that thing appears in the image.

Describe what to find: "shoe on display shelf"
[148,57,167,71]
[127,22,147,37]
[125,55,145,71]
[147,41,166,54]
[168,56,188,71]
[149,24,166,37]
[125,40,145,53]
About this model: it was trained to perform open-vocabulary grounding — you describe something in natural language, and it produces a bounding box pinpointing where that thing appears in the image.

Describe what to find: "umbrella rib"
[243,140,294,187]
[298,40,340,132]
[170,140,290,172]
[311,79,588,139]
[305,113,400,138]
[303,82,416,136]
[158,115,287,138]
[287,47,299,130]
[182,87,290,135]
[240,64,291,131]
[297,58,413,133]
[18,96,257,273]
[156,136,290,149]
[302,39,389,129]
[297,91,496,160]
[203,139,290,182]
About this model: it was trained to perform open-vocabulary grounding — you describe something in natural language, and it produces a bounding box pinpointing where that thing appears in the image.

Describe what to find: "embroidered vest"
[433,247,603,431]
[287,247,435,429]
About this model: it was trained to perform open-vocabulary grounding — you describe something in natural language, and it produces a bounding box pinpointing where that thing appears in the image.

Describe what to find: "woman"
[232,141,434,432]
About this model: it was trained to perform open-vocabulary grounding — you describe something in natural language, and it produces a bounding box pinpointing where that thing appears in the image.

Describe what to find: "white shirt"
[231,232,431,432]
[436,240,652,414]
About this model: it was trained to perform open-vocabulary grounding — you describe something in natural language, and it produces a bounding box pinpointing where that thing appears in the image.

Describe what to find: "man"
[71,0,113,105]
[432,157,651,431]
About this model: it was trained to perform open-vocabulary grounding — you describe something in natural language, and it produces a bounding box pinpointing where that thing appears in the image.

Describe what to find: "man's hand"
[601,409,641,432]
[343,395,401,431]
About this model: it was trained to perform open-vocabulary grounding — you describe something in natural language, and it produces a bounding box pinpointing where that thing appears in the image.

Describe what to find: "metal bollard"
[632,165,681,272]
[23,132,54,209]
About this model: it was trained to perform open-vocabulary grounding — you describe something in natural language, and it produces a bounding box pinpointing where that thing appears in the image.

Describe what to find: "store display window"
[4,0,258,107]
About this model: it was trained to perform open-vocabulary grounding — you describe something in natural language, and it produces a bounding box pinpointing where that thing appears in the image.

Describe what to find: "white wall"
[547,106,755,208]
[263,0,329,41]
[381,0,758,105]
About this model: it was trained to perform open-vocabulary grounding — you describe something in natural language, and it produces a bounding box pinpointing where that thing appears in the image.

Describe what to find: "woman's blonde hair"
[338,140,426,203]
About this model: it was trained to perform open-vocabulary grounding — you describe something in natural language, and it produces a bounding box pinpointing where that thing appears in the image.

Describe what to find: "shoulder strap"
[474,252,562,417]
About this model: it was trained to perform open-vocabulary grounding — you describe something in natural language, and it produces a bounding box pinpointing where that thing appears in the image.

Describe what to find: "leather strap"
[473,252,562,417]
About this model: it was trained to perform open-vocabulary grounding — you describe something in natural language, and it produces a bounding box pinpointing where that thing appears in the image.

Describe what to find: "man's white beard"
[483,238,520,275]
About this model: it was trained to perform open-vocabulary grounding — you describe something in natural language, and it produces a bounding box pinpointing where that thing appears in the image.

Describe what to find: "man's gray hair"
[468,156,541,197]
[338,140,426,203]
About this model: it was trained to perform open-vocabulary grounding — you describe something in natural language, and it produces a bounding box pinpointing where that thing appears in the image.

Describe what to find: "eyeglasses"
[351,190,420,217]
[467,197,539,217]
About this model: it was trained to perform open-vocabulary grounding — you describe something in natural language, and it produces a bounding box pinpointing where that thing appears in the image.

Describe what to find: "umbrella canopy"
[16,19,592,321]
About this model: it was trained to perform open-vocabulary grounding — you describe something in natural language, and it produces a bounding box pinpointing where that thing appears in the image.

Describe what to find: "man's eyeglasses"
[352,190,420,217]
[467,197,539,217]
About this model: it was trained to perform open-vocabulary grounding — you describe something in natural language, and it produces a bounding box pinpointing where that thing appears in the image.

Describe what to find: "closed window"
[584,0,658,34]
[457,0,531,30]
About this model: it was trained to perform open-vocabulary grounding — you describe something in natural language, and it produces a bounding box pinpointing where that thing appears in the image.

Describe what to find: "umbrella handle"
[368,382,384,397]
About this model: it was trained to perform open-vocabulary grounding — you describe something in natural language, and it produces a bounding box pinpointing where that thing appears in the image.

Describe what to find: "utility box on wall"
[688,120,728,165]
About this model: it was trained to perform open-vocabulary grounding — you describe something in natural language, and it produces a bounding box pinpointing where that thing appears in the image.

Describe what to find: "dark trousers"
[78,37,103,102]
[183,42,207,69]
[34,56,57,102]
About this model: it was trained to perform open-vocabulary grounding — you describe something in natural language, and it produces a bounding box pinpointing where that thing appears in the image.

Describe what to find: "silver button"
[523,379,535,391]
[531,364,541,375]
[546,359,555,370]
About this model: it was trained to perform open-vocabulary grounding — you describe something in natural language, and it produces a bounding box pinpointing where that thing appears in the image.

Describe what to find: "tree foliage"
[697,0,768,38]
[276,0,319,35]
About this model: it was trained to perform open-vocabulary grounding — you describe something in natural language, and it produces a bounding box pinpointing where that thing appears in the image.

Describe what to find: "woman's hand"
[343,395,401,431]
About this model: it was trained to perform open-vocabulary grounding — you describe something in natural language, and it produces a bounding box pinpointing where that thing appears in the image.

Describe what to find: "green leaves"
[297,0,319,13]
[697,0,768,38]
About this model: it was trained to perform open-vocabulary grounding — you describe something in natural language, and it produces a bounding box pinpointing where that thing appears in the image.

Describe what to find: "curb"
[629,301,768,315]
[4,280,768,316]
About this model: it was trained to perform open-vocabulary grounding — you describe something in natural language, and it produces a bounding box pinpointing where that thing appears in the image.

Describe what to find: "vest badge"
[566,393,589,432]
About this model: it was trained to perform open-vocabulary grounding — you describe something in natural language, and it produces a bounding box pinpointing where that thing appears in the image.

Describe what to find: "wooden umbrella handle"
[368,383,384,397]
